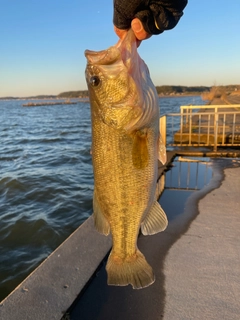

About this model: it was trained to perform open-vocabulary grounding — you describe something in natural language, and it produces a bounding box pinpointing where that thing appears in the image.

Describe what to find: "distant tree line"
[155,85,210,96]
[56,85,240,98]
[57,86,212,98]
[57,90,88,98]
[59,86,240,98]
[1,85,239,100]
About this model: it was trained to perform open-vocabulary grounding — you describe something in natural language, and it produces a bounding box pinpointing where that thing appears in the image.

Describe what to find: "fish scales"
[93,123,156,248]
[85,29,168,289]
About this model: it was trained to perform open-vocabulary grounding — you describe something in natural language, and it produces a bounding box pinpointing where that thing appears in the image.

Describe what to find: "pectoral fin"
[132,130,149,169]
[93,190,110,235]
[158,134,167,165]
[141,201,168,235]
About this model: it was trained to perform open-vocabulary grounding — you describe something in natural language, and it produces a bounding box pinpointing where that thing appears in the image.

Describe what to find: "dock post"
[160,116,167,146]
[214,106,218,152]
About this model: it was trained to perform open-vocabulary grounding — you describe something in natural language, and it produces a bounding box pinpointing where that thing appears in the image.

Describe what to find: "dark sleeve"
[113,0,188,35]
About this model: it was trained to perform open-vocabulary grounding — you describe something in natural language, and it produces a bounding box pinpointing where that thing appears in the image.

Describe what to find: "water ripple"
[0,100,93,301]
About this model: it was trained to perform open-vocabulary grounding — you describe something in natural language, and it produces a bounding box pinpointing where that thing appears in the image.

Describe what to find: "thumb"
[131,18,151,40]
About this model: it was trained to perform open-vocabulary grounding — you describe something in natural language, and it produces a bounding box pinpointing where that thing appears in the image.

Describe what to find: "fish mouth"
[85,29,138,73]
[84,29,147,131]
[85,46,120,66]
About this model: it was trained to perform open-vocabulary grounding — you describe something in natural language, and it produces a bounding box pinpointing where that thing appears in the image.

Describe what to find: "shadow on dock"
[67,157,239,320]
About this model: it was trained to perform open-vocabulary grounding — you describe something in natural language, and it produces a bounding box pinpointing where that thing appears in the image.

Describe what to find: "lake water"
[0,96,204,301]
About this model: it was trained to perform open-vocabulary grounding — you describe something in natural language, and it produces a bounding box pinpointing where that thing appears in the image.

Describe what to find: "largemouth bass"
[85,30,167,289]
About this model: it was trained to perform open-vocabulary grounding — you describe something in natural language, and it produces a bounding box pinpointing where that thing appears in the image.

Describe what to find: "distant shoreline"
[158,94,201,98]
[0,94,201,101]
[1,84,239,101]
[0,97,89,102]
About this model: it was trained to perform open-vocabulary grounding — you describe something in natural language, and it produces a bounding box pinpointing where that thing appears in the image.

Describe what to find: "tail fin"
[106,249,155,289]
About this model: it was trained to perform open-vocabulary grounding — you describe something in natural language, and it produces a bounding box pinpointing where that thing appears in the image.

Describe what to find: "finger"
[114,24,142,48]
[131,18,151,41]
[114,26,128,39]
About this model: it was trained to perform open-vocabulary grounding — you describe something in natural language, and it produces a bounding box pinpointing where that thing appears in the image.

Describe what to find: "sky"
[1,0,240,97]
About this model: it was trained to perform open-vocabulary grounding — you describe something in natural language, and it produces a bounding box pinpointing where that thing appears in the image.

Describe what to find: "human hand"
[114,18,151,42]
[113,0,188,43]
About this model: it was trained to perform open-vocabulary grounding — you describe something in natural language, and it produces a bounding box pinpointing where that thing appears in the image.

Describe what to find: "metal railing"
[160,105,240,152]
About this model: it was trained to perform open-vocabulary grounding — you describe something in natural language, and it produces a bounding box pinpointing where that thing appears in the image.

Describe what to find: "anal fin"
[93,190,110,235]
[141,201,168,235]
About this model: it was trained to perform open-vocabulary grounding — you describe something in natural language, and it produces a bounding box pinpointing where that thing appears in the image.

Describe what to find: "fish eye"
[89,76,101,87]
